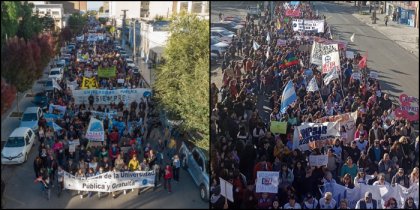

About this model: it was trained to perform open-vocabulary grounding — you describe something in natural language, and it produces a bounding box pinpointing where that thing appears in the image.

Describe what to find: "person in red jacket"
[108,143,120,163]
[164,164,173,193]
[109,129,119,144]
[253,156,273,183]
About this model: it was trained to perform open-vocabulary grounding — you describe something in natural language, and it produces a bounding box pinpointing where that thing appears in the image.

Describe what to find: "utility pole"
[133,18,136,60]
[121,9,128,48]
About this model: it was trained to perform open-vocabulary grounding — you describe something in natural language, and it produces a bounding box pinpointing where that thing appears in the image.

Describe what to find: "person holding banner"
[355,192,379,209]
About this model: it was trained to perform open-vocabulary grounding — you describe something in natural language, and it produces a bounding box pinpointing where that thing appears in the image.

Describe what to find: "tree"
[17,1,42,41]
[153,12,209,150]
[1,78,16,115]
[1,1,21,46]
[99,6,104,13]
[39,13,55,32]
[68,13,87,35]
[98,17,108,26]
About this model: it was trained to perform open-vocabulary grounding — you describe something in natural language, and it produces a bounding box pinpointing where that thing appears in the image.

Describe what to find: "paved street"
[313,1,419,101]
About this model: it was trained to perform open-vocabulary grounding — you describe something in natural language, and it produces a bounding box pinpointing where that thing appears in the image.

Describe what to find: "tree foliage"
[16,1,42,41]
[1,78,16,115]
[1,1,21,46]
[153,12,209,150]
[68,13,87,35]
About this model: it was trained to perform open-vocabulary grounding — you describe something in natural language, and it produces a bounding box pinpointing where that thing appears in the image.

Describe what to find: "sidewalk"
[352,7,419,58]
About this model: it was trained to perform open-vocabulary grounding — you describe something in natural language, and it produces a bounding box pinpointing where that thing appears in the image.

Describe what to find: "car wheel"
[199,184,208,201]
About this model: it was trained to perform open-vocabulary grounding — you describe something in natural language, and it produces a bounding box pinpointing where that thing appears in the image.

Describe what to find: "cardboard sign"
[256,171,279,193]
[286,9,301,17]
[351,72,361,80]
[369,71,378,79]
[277,39,287,46]
[219,178,234,202]
[346,51,354,59]
[309,155,328,166]
[270,121,287,134]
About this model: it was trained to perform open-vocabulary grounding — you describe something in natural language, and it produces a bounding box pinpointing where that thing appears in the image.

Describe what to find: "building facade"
[386,1,419,28]
[50,1,86,14]
[33,4,64,30]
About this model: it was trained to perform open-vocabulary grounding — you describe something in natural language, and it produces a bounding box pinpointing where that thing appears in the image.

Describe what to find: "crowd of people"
[33,17,180,200]
[210,2,419,209]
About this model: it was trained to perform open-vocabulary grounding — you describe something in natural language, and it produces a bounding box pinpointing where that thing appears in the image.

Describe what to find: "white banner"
[292,19,325,33]
[90,110,118,120]
[346,51,354,59]
[256,171,279,193]
[219,178,234,202]
[309,155,328,166]
[293,122,340,151]
[64,170,155,192]
[71,88,152,105]
[85,117,104,141]
[310,42,338,65]
[352,72,361,80]
[322,51,340,74]
[369,71,379,79]
[317,111,358,144]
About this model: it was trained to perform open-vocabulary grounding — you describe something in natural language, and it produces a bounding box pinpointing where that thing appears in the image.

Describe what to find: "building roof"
[34,4,63,9]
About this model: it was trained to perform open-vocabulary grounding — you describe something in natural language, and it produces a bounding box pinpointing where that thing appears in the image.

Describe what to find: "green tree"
[1,1,21,46]
[68,13,87,35]
[153,12,209,150]
[17,1,42,41]
[39,13,55,32]
[99,6,104,13]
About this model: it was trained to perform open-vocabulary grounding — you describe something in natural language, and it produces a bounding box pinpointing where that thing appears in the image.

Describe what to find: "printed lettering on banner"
[64,170,156,192]
[322,51,340,74]
[309,155,328,166]
[310,42,338,65]
[292,19,325,33]
[317,111,358,144]
[395,94,419,122]
[256,171,279,193]
[85,117,104,141]
[292,122,340,151]
[219,178,234,202]
[72,88,152,105]
[277,39,287,46]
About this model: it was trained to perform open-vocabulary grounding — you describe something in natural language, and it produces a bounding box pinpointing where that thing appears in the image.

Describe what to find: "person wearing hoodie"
[164,164,173,193]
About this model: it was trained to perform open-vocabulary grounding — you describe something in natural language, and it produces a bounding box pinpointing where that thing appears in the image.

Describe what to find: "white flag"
[266,32,271,43]
[350,33,355,42]
[266,46,270,60]
[323,67,339,86]
[307,77,319,92]
[253,40,260,50]
[52,78,62,90]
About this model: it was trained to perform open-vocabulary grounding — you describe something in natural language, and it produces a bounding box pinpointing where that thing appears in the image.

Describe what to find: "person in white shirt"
[354,168,376,188]
[372,173,390,186]
[355,192,381,209]
[283,195,302,209]
[303,193,319,209]
[356,137,368,152]
[319,192,337,209]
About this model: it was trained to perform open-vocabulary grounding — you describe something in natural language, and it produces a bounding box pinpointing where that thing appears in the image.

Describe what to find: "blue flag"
[280,80,297,113]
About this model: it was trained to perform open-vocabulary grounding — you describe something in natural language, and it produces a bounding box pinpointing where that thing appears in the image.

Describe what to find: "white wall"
[109,1,140,20]
[148,1,173,19]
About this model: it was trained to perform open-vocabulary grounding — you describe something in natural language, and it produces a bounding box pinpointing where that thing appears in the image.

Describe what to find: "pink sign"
[285,9,301,17]
[395,94,419,121]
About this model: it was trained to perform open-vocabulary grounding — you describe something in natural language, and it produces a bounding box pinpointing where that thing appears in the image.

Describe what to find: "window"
[52,11,60,16]
[28,130,33,139]
[25,135,30,145]
[180,2,189,12]
[192,1,202,14]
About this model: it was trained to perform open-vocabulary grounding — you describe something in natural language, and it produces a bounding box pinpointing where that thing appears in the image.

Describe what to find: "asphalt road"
[2,49,207,210]
[313,1,419,101]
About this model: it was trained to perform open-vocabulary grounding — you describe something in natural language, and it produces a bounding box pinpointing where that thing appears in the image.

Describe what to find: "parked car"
[44,79,54,92]
[224,16,246,25]
[1,127,36,164]
[179,142,209,201]
[32,91,48,111]
[48,68,64,81]
[211,53,219,65]
[19,106,43,132]
[211,36,231,45]
[132,66,140,75]
[210,29,236,39]
[55,59,66,68]
[211,22,243,33]
[211,40,229,58]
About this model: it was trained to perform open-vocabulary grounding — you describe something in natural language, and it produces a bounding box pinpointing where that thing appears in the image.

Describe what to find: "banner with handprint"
[86,117,104,141]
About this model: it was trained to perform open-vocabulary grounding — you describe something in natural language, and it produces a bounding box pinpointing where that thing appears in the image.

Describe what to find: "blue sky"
[87,1,103,11]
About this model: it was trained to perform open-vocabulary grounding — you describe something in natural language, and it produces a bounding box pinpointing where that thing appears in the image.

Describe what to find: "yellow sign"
[81,77,98,89]
[270,121,287,134]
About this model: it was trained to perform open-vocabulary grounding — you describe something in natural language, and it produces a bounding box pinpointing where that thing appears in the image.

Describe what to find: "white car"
[19,106,43,132]
[211,39,229,57]
[48,67,63,81]
[210,30,236,38]
[55,59,66,68]
[211,36,231,45]
[1,127,36,164]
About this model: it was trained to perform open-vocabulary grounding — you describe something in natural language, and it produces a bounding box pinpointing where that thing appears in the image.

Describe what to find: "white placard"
[352,72,361,80]
[309,155,328,166]
[292,19,325,33]
[369,71,378,79]
[219,178,234,202]
[322,51,340,74]
[256,171,279,193]
[346,51,354,59]
[71,88,152,105]
[310,42,338,65]
[117,79,125,84]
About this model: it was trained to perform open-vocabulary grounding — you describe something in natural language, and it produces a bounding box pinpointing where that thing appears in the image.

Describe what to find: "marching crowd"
[210,2,419,209]
[33,18,180,200]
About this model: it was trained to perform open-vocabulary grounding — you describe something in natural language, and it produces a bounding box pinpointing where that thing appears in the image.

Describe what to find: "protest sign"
[292,122,340,151]
[395,94,419,122]
[69,144,76,152]
[310,41,338,65]
[44,113,61,122]
[317,111,358,144]
[351,72,361,80]
[64,170,155,192]
[346,51,354,59]
[285,9,300,17]
[322,51,340,74]
[219,178,234,202]
[117,79,125,84]
[256,171,279,193]
[85,117,104,141]
[292,19,325,33]
[369,71,379,79]
[90,110,118,120]
[309,155,328,166]
[84,70,93,78]
[98,66,116,78]
[270,121,287,134]
[81,77,98,89]
[277,39,287,46]
[72,88,152,105]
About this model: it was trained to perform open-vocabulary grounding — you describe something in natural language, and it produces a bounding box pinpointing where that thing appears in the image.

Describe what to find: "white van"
[1,127,36,164]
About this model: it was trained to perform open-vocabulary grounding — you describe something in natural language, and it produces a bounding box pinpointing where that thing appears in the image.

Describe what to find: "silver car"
[179,142,209,201]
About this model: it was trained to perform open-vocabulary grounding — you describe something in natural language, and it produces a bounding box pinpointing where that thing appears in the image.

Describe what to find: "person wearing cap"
[283,194,301,209]
[319,192,336,209]
[303,193,319,209]
[391,168,409,188]
[340,156,358,180]
[355,191,379,209]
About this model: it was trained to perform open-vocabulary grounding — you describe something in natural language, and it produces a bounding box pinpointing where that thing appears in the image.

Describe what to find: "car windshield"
[221,31,233,36]
[50,71,60,75]
[22,113,37,121]
[46,81,53,86]
[5,137,25,147]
